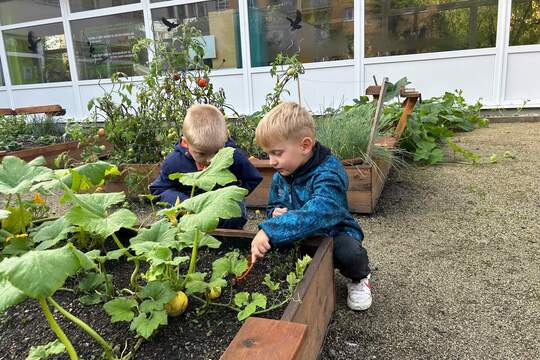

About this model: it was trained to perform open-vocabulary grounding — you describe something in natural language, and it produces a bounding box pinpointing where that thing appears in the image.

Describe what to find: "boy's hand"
[272,207,288,217]
[251,230,271,264]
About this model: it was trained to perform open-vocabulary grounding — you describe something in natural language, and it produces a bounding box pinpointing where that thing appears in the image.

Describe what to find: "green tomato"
[287,68,295,76]
[99,145,106,152]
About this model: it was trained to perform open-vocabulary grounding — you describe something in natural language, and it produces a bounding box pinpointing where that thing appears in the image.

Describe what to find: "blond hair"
[182,104,228,153]
[255,102,315,148]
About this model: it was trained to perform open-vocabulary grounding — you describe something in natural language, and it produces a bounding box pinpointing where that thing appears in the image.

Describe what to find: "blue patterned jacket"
[259,143,364,246]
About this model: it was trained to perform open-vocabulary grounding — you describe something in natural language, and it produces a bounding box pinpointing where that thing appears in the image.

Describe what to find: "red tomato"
[197,78,208,87]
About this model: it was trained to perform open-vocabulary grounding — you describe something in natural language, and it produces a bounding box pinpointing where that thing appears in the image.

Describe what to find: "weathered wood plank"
[221,318,307,360]
[0,108,16,115]
[14,104,64,115]
[281,237,334,360]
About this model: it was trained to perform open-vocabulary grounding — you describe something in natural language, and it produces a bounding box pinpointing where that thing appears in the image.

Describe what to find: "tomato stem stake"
[38,297,79,360]
[48,297,115,360]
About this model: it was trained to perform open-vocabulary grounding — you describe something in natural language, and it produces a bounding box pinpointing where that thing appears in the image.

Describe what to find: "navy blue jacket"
[259,143,364,247]
[149,139,263,205]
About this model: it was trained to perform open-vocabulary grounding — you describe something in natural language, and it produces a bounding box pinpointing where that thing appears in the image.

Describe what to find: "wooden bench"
[0,104,66,117]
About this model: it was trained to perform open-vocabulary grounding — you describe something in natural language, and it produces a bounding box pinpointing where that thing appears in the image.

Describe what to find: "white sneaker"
[347,275,372,311]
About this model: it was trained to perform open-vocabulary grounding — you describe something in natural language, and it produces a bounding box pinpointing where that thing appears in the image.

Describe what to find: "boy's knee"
[333,234,363,264]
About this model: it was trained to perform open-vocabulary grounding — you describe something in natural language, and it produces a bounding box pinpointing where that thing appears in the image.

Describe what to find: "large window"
[3,23,70,85]
[0,0,61,26]
[510,0,540,46]
[248,0,354,67]
[69,0,140,13]
[365,0,499,58]
[151,1,242,69]
[71,12,147,80]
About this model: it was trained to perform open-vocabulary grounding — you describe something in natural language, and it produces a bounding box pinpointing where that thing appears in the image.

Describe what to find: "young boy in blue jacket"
[251,102,372,310]
[150,104,262,229]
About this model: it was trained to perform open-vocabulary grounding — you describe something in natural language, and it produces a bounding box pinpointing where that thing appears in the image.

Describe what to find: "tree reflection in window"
[365,0,499,57]
[510,0,540,46]
[248,0,354,67]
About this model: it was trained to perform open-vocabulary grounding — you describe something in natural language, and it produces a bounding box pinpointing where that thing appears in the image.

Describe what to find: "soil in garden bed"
[0,237,309,360]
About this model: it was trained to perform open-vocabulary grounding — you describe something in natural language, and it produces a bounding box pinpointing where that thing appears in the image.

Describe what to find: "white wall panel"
[251,65,356,114]
[505,52,540,103]
[0,91,10,108]
[209,74,246,115]
[11,86,77,117]
[365,55,496,104]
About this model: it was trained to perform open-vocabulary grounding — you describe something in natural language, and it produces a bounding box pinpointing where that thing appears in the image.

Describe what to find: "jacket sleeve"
[230,149,263,194]
[259,170,350,247]
[265,173,287,218]
[149,160,190,205]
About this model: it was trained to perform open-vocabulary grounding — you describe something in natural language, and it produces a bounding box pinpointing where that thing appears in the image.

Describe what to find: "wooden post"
[366,77,389,157]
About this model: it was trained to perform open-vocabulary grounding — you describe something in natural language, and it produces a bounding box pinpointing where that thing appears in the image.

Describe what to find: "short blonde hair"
[256,102,315,148]
[183,104,228,153]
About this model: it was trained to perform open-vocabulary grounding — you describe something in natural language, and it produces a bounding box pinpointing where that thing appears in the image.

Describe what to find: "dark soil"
[0,237,306,360]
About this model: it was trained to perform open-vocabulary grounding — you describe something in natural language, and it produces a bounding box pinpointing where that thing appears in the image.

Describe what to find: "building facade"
[0,0,538,118]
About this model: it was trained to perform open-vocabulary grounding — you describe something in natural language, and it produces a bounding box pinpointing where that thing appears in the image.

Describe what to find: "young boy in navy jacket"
[150,104,262,229]
[251,102,372,311]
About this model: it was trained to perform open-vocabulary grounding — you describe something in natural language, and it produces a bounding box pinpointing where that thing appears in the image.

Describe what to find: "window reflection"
[151,1,242,69]
[365,0,498,57]
[248,0,354,67]
[3,23,70,85]
[71,12,147,80]
[510,0,540,46]
[0,0,61,26]
[69,0,140,13]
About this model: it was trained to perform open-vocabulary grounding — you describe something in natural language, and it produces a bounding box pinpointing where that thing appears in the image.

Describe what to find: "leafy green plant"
[0,244,118,360]
[385,90,489,165]
[86,24,230,165]
[316,101,397,163]
[0,115,65,152]
[0,156,53,255]
[228,53,305,158]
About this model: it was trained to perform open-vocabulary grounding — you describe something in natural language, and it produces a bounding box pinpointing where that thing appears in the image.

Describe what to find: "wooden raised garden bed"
[246,85,420,214]
[102,163,161,196]
[214,229,335,360]
[0,104,100,168]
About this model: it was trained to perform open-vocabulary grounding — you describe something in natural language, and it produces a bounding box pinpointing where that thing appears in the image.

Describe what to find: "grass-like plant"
[316,101,397,165]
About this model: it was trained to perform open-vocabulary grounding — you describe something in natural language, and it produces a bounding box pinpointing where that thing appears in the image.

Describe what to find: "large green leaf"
[179,186,248,232]
[178,229,221,249]
[33,162,120,192]
[33,217,73,250]
[1,207,32,234]
[0,156,53,195]
[65,207,137,239]
[129,220,178,254]
[0,278,27,312]
[103,297,138,323]
[130,309,168,339]
[169,147,237,191]
[211,251,248,281]
[0,244,88,298]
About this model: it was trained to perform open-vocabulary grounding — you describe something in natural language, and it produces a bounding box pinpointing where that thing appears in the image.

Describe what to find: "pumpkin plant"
[0,244,119,360]
[0,156,53,256]
[103,147,312,340]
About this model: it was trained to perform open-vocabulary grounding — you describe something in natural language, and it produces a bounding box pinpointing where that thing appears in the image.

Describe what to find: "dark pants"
[333,233,371,281]
[217,201,248,230]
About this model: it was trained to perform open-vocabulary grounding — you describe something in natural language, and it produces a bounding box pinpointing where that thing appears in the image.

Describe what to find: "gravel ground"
[319,122,540,359]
